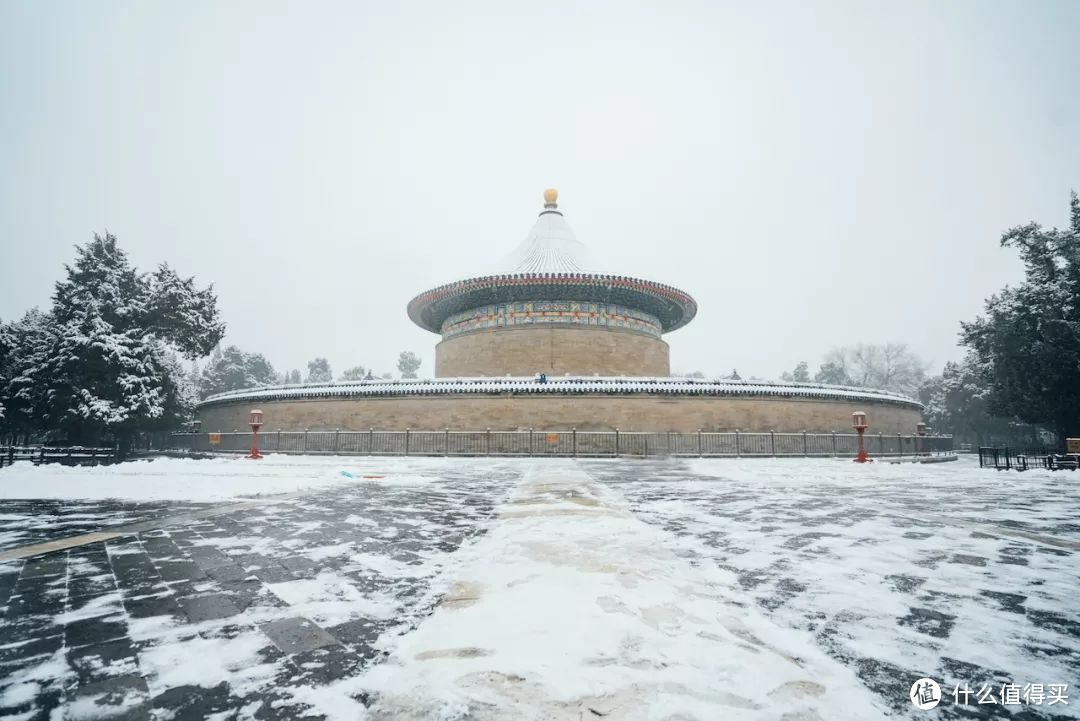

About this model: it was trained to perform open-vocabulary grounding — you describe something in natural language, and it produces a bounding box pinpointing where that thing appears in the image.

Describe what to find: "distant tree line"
[778,343,930,397]
[771,342,1045,446]
[195,350,424,400]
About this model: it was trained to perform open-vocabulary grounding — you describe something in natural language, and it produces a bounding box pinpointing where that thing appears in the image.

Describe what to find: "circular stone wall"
[434,326,670,377]
[197,393,920,434]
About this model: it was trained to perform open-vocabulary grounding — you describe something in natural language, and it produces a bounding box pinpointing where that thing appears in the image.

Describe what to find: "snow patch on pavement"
[138,629,281,697]
[266,571,398,625]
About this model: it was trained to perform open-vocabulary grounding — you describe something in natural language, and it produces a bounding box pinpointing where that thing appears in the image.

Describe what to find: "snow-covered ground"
[0,455,1076,720]
[0,454,459,502]
[0,455,488,553]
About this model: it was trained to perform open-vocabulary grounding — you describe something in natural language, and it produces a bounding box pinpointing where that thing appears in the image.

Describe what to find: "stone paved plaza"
[0,456,1077,720]
[0,460,516,720]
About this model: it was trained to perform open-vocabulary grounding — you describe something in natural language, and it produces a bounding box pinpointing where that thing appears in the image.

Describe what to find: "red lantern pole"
[852,411,870,463]
[247,409,264,460]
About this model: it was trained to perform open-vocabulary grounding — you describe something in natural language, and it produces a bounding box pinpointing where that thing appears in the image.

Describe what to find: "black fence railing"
[978,446,1079,471]
[0,446,119,468]
[167,430,954,459]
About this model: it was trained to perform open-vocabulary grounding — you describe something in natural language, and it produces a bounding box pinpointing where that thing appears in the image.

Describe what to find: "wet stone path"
[584,458,1080,721]
[0,463,522,720]
[0,501,213,553]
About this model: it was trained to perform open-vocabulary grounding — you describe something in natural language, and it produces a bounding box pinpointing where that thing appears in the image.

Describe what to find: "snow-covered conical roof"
[499,189,597,273]
[407,189,697,335]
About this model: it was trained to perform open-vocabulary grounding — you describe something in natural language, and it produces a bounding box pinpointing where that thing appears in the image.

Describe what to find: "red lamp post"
[247,409,264,460]
[852,411,870,463]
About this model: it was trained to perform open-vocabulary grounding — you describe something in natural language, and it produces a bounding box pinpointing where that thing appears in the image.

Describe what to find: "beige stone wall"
[198,394,922,434]
[435,326,670,377]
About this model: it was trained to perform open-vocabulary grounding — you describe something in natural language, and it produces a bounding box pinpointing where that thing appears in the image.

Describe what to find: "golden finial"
[543,188,558,208]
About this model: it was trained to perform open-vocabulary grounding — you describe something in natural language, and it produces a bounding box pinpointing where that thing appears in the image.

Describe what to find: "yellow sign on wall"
[1066,438,1080,454]
[208,433,221,447]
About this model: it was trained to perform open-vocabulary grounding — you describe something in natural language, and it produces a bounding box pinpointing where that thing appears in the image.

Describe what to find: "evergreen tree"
[918,356,1038,447]
[781,361,810,383]
[285,369,302,385]
[199,346,277,398]
[43,300,166,442]
[0,309,57,439]
[814,361,851,386]
[397,351,421,379]
[339,365,367,381]
[143,265,224,357]
[306,357,333,383]
[0,318,11,424]
[32,233,223,445]
[961,192,1080,443]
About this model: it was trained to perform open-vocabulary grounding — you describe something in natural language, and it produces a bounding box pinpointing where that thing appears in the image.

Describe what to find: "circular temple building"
[197,190,923,433]
[409,188,695,378]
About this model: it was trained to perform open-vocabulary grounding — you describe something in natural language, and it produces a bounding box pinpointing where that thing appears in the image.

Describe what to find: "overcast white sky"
[2,1,1077,380]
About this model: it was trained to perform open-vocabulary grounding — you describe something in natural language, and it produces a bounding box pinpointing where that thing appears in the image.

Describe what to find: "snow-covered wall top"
[198,377,922,410]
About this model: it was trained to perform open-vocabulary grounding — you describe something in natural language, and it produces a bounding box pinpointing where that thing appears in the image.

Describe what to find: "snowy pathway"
[586,457,1080,719]
[0,500,213,554]
[362,462,886,719]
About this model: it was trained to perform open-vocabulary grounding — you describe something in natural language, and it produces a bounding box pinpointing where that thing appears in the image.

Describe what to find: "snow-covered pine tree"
[0,308,58,441]
[44,300,166,443]
[0,318,11,424]
[144,264,225,358]
[43,233,224,446]
[0,318,13,436]
[159,351,199,427]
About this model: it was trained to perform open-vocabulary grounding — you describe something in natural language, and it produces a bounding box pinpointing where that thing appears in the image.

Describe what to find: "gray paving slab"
[187,545,234,570]
[260,616,340,655]
[177,593,242,622]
